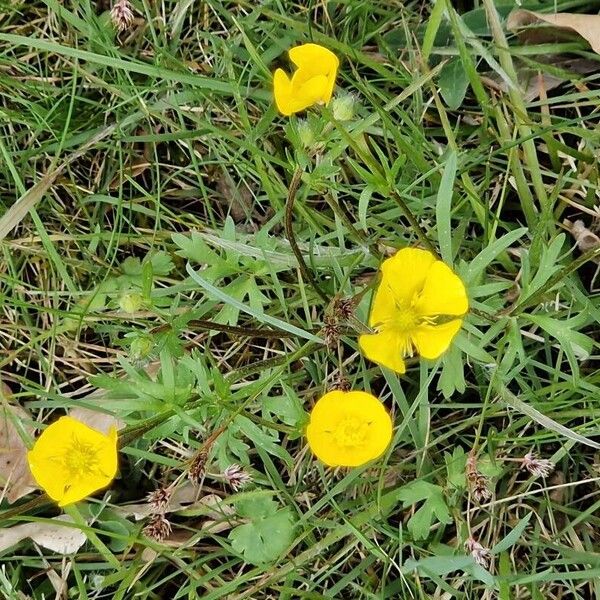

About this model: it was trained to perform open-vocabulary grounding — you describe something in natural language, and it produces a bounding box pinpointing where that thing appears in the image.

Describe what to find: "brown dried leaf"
[564,219,600,258]
[0,515,86,554]
[68,407,125,435]
[108,158,150,190]
[0,403,37,503]
[116,482,200,520]
[508,9,600,55]
[482,58,598,101]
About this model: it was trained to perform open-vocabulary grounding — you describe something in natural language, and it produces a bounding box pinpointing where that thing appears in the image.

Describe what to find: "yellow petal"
[288,43,339,79]
[359,330,407,374]
[273,68,295,116]
[59,472,113,507]
[414,260,468,317]
[27,452,69,503]
[379,248,437,307]
[411,319,463,360]
[292,72,330,106]
[306,391,392,467]
[98,429,119,480]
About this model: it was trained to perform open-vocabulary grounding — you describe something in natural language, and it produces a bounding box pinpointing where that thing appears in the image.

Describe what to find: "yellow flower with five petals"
[306,390,392,467]
[27,416,118,507]
[359,248,468,374]
[273,43,339,116]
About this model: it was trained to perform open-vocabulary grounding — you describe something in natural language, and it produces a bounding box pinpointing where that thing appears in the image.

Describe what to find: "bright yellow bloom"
[27,416,118,507]
[306,390,392,467]
[273,43,339,116]
[359,248,468,374]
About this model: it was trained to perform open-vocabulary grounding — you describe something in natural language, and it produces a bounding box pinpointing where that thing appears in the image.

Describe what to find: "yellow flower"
[359,248,468,374]
[306,390,392,467]
[27,416,118,507]
[273,43,339,116]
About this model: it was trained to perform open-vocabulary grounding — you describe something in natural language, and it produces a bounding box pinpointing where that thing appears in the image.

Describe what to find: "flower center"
[63,437,100,478]
[334,417,369,448]
[389,305,419,333]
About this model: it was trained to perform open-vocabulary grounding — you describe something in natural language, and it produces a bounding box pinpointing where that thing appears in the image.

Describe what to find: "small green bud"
[119,292,143,314]
[297,119,316,148]
[130,335,154,363]
[331,94,356,121]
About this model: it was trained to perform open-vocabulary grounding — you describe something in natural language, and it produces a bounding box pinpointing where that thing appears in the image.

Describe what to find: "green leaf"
[438,342,466,399]
[462,227,528,285]
[404,555,495,586]
[263,385,306,428]
[172,231,222,265]
[526,314,593,381]
[149,251,175,276]
[435,150,457,264]
[445,446,467,489]
[235,415,293,467]
[187,264,322,343]
[236,495,279,519]
[439,58,469,110]
[397,481,452,540]
[492,513,532,554]
[229,506,295,565]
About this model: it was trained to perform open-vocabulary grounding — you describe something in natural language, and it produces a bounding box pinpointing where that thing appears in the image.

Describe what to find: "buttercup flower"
[359,248,468,374]
[27,416,118,507]
[273,43,339,116]
[306,390,392,467]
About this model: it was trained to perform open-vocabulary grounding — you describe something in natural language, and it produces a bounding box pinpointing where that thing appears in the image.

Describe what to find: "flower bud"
[119,292,143,313]
[331,94,356,121]
[297,119,316,148]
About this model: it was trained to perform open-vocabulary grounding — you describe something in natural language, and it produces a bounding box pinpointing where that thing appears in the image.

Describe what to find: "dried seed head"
[333,297,355,320]
[143,514,172,542]
[111,0,134,32]
[188,449,208,484]
[146,487,172,514]
[332,375,351,392]
[223,464,252,492]
[522,452,554,478]
[472,475,492,504]
[465,537,491,568]
[465,452,478,482]
[322,315,340,349]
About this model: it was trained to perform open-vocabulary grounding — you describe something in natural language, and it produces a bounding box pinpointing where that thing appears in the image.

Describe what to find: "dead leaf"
[68,407,125,435]
[508,9,600,55]
[0,403,37,503]
[108,158,150,190]
[0,515,86,554]
[116,482,200,520]
[482,58,598,101]
[116,484,235,527]
[564,219,600,257]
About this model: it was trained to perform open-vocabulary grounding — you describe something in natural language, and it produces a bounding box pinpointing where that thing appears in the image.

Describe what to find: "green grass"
[1,0,600,597]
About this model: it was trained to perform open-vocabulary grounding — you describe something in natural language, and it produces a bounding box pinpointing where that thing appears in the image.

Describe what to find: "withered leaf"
[508,10,600,55]
[0,403,37,503]
[0,515,86,554]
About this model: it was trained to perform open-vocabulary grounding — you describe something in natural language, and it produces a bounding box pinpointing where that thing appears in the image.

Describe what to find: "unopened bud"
[119,292,143,313]
[331,94,356,121]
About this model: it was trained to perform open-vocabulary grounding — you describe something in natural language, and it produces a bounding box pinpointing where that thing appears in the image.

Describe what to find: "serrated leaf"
[172,231,222,265]
[149,251,174,276]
